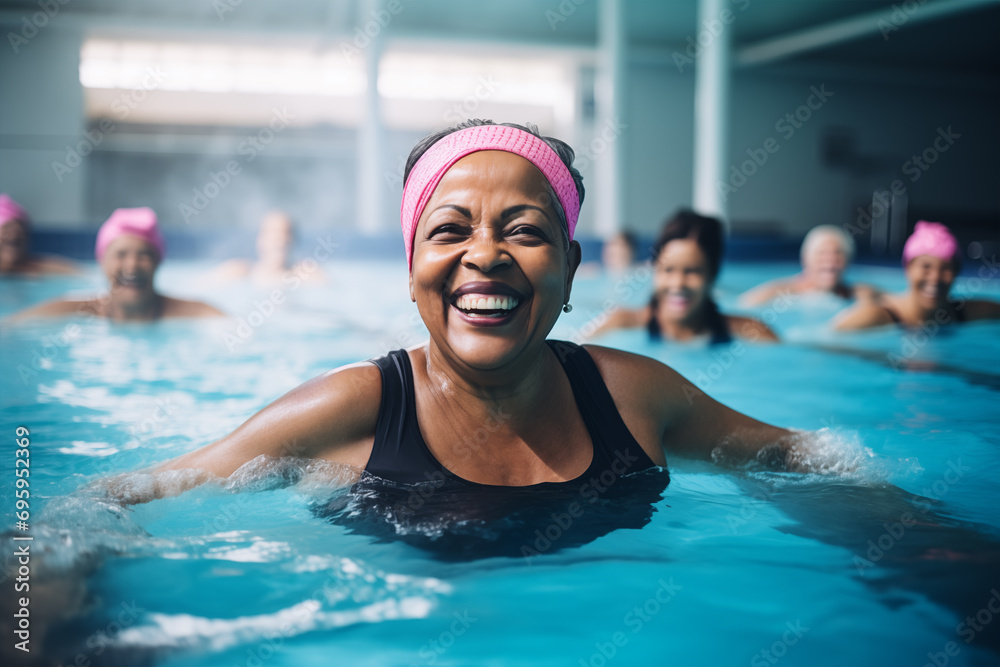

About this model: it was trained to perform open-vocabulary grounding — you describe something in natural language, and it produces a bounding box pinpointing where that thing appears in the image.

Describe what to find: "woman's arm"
[738,279,789,308]
[588,345,806,471]
[729,315,780,342]
[100,362,382,504]
[5,298,93,322]
[585,306,649,339]
[833,301,894,331]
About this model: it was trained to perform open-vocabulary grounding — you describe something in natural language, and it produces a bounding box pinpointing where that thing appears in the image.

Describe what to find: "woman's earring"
[563,303,573,313]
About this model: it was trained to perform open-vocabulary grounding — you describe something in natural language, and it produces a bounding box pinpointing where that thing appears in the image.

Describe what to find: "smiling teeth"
[455,294,519,312]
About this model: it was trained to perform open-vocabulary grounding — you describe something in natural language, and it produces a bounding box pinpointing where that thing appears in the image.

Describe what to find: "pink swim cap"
[0,194,28,227]
[95,207,165,261]
[901,221,959,267]
[400,125,581,270]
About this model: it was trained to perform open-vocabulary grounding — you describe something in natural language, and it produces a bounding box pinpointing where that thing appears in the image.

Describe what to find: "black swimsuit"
[882,302,966,326]
[364,340,660,487]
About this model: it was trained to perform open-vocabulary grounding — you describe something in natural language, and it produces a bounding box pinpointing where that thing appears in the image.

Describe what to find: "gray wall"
[1,22,996,242]
[624,60,998,238]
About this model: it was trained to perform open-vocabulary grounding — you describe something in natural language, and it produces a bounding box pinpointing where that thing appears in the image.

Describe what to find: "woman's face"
[802,234,848,290]
[906,254,956,311]
[101,235,160,305]
[653,238,711,323]
[410,150,580,370]
[0,220,29,272]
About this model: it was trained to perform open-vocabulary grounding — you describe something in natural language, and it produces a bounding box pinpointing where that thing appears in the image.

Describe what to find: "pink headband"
[400,125,580,269]
[0,194,28,228]
[95,207,165,261]
[902,221,959,267]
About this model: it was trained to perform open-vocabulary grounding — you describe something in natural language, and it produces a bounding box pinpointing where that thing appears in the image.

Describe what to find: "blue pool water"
[2,259,1000,666]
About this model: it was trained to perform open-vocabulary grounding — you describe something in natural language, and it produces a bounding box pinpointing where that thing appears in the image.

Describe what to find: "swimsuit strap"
[545,340,656,475]
[365,342,657,486]
[366,349,445,484]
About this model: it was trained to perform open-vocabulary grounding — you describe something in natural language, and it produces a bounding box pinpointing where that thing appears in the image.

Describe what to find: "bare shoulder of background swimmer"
[725,314,780,342]
[4,297,99,322]
[585,345,801,468]
[135,363,382,497]
[738,278,794,308]
[585,305,650,339]
[162,296,227,318]
[832,298,895,331]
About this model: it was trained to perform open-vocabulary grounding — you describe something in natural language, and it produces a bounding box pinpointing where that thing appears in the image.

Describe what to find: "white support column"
[595,0,626,238]
[356,0,384,235]
[691,0,731,227]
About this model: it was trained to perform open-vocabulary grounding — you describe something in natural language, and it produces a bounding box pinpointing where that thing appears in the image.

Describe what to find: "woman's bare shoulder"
[726,315,779,342]
[581,344,685,407]
[156,361,383,478]
[740,278,796,306]
[162,296,227,318]
[7,298,98,322]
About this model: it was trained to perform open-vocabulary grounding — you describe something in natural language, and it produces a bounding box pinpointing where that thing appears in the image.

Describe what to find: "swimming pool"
[2,258,999,666]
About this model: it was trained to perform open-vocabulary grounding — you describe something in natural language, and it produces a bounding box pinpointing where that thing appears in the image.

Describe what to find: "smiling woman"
[8,207,224,322]
[106,120,825,508]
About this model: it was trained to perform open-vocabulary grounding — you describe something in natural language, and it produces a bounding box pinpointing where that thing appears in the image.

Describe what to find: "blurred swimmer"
[577,230,639,279]
[212,211,326,287]
[591,210,778,343]
[835,221,1000,330]
[0,194,78,276]
[740,225,877,307]
[10,207,224,322]
[601,230,638,276]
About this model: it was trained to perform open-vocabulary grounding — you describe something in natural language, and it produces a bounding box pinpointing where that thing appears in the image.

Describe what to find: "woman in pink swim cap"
[107,121,832,507]
[835,221,1000,330]
[11,207,223,322]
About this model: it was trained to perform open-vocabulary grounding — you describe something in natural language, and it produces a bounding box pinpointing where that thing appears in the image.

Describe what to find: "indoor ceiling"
[0,0,996,74]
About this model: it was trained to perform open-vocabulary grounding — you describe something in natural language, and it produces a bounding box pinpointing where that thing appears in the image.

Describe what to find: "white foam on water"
[111,557,444,652]
[713,427,923,486]
[113,597,431,652]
